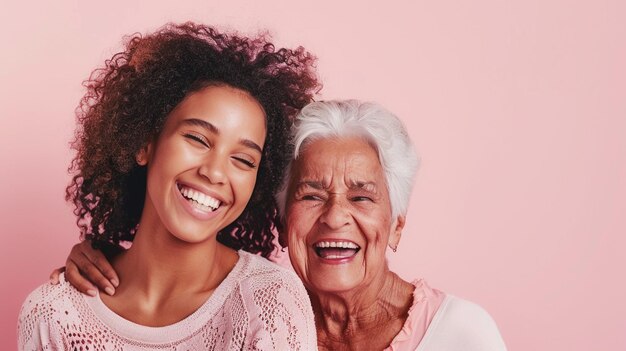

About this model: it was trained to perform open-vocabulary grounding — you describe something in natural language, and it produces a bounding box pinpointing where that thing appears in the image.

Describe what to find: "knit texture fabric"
[18,251,317,350]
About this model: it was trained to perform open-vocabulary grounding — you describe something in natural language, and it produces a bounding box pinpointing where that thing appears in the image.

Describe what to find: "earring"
[393,246,397,253]
[136,154,146,166]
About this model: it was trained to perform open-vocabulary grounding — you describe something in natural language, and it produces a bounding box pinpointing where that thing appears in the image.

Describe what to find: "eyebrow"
[348,180,378,192]
[296,180,327,190]
[182,118,263,154]
[182,118,218,133]
[295,180,378,192]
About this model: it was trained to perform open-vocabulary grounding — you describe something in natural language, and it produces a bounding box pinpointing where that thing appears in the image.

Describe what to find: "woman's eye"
[233,157,256,169]
[351,196,373,202]
[183,133,209,147]
[302,194,323,201]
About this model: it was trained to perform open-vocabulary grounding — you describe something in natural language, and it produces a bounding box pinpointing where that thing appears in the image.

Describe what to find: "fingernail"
[105,287,115,296]
[110,278,119,287]
[87,289,97,297]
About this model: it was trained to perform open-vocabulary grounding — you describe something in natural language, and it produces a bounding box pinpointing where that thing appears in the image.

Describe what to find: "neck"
[311,270,414,351]
[100,208,238,326]
[114,226,233,297]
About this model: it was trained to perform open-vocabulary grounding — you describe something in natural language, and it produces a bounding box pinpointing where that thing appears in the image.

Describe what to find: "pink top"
[385,279,446,351]
[18,251,317,350]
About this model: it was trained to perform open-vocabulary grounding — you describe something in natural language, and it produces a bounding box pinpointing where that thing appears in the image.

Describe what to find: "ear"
[388,215,406,250]
[135,143,153,166]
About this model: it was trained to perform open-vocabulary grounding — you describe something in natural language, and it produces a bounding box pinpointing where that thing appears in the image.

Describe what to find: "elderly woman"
[275,100,507,350]
[52,100,506,350]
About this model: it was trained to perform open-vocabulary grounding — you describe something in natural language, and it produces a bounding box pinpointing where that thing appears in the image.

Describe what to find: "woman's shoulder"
[235,250,313,312]
[236,250,306,289]
[18,274,86,348]
[417,294,507,351]
[436,295,502,332]
[19,274,81,318]
[233,251,317,350]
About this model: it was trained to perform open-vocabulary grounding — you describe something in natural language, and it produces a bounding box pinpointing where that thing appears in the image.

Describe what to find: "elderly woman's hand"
[49,241,118,296]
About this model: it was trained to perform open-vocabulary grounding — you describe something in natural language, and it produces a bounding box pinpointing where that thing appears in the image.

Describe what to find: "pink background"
[1,0,624,349]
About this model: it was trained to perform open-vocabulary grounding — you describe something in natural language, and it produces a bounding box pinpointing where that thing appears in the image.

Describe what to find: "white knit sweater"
[18,251,317,350]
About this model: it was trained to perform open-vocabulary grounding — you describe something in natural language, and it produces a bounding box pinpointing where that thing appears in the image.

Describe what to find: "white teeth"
[314,241,359,249]
[178,184,221,210]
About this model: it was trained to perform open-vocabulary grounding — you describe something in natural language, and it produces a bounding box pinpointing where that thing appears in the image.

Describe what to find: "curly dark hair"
[66,22,320,258]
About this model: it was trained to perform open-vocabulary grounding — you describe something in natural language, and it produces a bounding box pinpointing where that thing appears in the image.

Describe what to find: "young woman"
[18,22,319,350]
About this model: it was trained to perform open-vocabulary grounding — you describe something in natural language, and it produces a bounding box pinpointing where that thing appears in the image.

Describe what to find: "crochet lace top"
[18,251,317,350]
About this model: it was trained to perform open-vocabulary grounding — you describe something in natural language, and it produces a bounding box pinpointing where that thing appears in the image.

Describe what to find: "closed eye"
[233,157,256,169]
[183,132,209,148]
[302,195,325,201]
[350,196,373,202]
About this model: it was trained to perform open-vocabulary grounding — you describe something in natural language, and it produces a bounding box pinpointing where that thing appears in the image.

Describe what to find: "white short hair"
[275,100,419,219]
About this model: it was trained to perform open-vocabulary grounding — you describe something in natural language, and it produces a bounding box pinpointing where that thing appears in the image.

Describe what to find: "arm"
[49,241,119,296]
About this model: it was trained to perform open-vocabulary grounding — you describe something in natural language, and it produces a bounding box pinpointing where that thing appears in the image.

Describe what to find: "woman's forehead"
[298,137,379,164]
[292,141,384,187]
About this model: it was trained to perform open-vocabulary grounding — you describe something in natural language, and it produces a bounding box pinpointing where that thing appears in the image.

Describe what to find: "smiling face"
[139,85,266,244]
[284,137,405,295]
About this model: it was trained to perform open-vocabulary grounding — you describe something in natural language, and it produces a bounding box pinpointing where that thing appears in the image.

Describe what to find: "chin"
[168,223,216,244]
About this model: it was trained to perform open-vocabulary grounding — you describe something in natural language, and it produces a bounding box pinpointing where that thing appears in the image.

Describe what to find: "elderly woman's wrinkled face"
[285,137,404,294]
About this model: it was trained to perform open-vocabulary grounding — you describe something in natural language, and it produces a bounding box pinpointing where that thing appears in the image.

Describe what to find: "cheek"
[286,219,307,248]
[150,142,192,177]
[360,225,391,271]
[242,173,258,192]
[286,208,314,250]
[232,171,259,199]
[358,214,392,244]
[287,203,314,227]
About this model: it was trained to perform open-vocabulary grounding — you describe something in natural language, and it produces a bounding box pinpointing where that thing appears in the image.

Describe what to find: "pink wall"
[1,0,624,349]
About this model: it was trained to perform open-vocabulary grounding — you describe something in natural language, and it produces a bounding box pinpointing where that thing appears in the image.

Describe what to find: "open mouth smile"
[313,240,361,260]
[177,183,221,212]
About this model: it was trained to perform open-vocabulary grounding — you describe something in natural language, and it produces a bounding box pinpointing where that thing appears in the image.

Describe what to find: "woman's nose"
[319,196,351,229]
[198,154,228,185]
